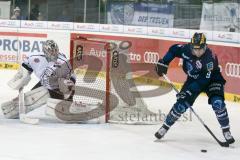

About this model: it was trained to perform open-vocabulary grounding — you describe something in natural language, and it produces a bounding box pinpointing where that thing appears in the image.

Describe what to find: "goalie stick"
[19,87,39,125]
[162,74,229,147]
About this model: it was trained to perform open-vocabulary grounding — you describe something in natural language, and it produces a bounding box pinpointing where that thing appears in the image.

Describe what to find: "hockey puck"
[201,149,207,153]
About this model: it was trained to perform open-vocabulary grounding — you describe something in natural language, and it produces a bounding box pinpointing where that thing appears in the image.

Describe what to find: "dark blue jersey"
[162,43,225,87]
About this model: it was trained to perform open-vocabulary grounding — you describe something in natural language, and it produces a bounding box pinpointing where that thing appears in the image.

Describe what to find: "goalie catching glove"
[8,66,31,90]
[155,59,168,77]
[58,78,75,93]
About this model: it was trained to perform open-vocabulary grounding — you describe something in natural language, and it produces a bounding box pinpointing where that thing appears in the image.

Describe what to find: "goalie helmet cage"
[70,35,157,124]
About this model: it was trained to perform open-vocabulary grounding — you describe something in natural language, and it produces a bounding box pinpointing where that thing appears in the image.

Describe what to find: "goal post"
[71,37,111,123]
[70,35,160,124]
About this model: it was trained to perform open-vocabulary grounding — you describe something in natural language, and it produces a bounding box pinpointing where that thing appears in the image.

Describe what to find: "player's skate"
[155,124,169,139]
[222,128,235,144]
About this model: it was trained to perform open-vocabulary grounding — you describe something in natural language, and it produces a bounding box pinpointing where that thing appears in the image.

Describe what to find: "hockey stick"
[162,74,229,147]
[19,87,39,125]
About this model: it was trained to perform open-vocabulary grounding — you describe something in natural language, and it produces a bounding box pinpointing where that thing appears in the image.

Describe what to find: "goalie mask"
[42,40,59,61]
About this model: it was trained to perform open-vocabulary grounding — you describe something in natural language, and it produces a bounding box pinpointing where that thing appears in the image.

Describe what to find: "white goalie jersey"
[23,52,76,90]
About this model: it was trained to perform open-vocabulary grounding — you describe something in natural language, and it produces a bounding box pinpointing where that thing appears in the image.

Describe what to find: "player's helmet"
[190,32,206,49]
[42,40,59,61]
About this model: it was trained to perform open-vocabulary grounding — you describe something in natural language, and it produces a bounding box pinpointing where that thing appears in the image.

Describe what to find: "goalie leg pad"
[1,86,50,119]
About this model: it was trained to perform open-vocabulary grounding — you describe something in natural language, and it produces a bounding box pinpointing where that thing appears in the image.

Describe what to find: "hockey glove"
[58,78,75,94]
[155,59,168,77]
[8,66,31,90]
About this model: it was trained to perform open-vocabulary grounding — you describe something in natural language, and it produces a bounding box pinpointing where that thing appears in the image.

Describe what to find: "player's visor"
[191,43,206,49]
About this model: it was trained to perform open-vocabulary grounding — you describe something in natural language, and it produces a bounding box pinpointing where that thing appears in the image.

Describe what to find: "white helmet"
[42,40,59,61]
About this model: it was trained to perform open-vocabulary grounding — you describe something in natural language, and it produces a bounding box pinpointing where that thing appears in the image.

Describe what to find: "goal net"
[70,36,158,124]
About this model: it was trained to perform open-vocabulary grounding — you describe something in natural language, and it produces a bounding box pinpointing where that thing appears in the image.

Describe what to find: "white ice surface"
[0,70,239,160]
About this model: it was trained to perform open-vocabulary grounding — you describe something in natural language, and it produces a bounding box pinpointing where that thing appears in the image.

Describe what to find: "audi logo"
[225,63,240,78]
[144,51,159,63]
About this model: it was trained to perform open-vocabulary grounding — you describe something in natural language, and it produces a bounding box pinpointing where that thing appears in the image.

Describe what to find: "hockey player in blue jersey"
[155,33,235,144]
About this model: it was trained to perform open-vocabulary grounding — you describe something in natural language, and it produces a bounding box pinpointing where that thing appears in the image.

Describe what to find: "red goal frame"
[70,35,111,123]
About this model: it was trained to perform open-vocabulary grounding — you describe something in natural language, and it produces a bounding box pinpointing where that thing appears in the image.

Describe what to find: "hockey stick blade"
[20,114,39,125]
[203,123,229,147]
[218,140,229,147]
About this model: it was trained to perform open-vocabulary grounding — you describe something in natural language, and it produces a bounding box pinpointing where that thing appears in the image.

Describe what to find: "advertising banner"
[200,3,240,33]
[107,2,174,27]
[47,21,74,30]
[0,32,47,65]
[100,24,124,33]
[21,20,48,29]
[74,23,100,32]
[0,19,20,28]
